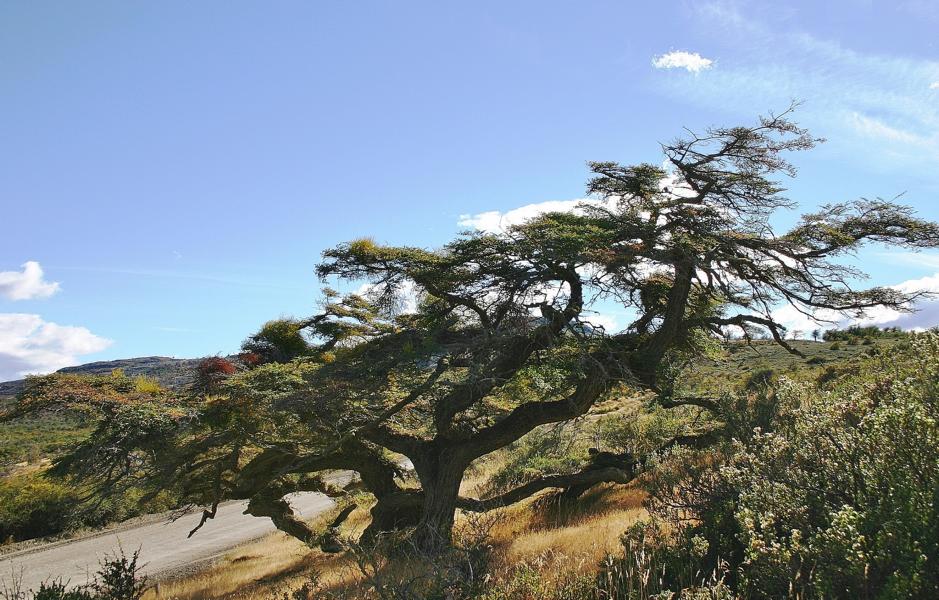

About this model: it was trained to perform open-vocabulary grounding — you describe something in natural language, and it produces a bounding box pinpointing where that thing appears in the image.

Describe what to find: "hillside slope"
[0,356,202,469]
[0,356,202,397]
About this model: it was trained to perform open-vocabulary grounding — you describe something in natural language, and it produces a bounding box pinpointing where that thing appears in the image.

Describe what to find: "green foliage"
[241,318,313,364]
[0,409,91,468]
[599,404,689,456]
[0,472,76,541]
[640,334,939,598]
[822,325,905,342]
[730,336,939,598]
[485,425,589,496]
[0,371,184,541]
[31,582,95,600]
[13,548,147,600]
[0,470,177,542]
[89,548,147,600]
[132,376,163,394]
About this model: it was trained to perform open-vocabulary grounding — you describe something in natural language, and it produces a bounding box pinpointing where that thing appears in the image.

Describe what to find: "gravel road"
[0,483,347,593]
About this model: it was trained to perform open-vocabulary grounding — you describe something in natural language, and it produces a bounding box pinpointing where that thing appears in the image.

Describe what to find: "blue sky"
[2,0,939,379]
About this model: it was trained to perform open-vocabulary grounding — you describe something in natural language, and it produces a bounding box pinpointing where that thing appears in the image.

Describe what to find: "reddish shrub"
[238,351,263,367]
[194,356,237,393]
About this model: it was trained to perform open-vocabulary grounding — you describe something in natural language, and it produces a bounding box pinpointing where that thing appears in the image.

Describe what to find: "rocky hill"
[0,356,202,396]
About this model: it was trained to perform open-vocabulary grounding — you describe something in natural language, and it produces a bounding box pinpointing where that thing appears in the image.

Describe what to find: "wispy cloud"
[930,82,939,90]
[52,266,306,291]
[876,251,939,270]
[652,50,714,73]
[850,112,924,145]
[0,261,60,301]
[655,1,939,170]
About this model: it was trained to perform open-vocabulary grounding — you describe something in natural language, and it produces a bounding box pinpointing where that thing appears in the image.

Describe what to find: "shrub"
[90,548,147,600]
[740,369,776,392]
[132,376,162,394]
[485,425,588,496]
[641,333,939,598]
[730,339,939,598]
[31,581,94,600]
[193,356,238,393]
[0,473,77,541]
[0,471,177,542]
[1,548,146,600]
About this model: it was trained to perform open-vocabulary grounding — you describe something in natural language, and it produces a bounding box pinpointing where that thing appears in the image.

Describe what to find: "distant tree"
[240,318,312,363]
[15,107,939,551]
[791,329,804,341]
[811,328,821,342]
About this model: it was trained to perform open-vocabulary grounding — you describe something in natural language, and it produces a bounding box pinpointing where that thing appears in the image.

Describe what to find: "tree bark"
[410,446,470,551]
[361,489,423,541]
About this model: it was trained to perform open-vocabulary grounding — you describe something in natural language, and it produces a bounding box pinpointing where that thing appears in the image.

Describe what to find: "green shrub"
[21,548,146,600]
[484,425,588,496]
[641,333,939,598]
[32,581,95,600]
[0,471,178,542]
[0,473,77,541]
[730,339,939,598]
[741,368,776,392]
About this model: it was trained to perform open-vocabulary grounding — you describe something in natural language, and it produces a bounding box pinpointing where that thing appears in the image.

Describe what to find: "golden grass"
[146,506,373,600]
[148,482,647,599]
[147,533,314,600]
[488,484,647,571]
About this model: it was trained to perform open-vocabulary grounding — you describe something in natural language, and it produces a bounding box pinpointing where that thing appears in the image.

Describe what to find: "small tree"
[240,318,312,363]
[811,328,820,342]
[15,108,939,551]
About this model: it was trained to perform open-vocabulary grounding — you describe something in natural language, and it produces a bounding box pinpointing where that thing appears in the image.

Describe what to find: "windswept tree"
[13,108,939,551]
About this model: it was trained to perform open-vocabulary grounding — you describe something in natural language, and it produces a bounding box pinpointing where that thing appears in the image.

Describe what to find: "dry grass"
[147,533,315,599]
[488,484,647,571]
[148,481,647,599]
[146,506,373,600]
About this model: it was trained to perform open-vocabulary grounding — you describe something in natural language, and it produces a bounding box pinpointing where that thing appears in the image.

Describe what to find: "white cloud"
[652,51,714,73]
[0,313,112,380]
[459,198,617,234]
[582,311,620,333]
[771,272,939,336]
[0,261,60,301]
[930,81,939,90]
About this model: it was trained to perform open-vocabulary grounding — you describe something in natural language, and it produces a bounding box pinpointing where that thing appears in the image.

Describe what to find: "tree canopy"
[12,107,939,551]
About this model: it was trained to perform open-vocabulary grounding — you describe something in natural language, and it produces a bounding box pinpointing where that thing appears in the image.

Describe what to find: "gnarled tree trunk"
[410,446,471,551]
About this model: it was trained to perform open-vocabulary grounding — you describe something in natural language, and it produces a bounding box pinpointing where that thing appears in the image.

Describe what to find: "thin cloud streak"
[51,266,308,291]
[659,1,939,169]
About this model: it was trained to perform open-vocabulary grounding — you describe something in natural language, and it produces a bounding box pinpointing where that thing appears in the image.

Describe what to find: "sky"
[2,0,939,380]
